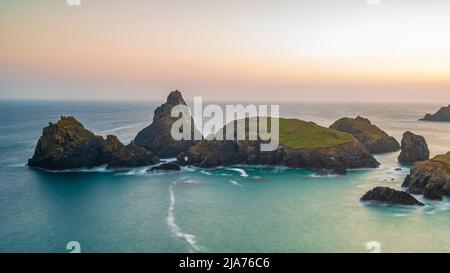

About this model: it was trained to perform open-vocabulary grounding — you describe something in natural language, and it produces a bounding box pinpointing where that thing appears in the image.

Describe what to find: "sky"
[1,0,450,102]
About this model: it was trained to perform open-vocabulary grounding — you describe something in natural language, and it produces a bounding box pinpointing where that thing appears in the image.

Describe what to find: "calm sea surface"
[1,100,450,252]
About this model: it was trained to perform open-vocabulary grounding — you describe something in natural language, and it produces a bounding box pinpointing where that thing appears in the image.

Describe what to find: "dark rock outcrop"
[330,116,400,154]
[398,131,429,163]
[177,118,379,171]
[102,135,159,168]
[149,162,181,172]
[420,104,450,122]
[28,116,159,170]
[402,159,450,200]
[360,186,424,206]
[133,90,199,158]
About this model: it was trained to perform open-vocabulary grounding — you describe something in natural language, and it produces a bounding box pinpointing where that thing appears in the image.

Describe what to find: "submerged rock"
[149,162,181,172]
[398,131,429,163]
[28,116,159,170]
[402,156,450,200]
[360,186,424,206]
[178,118,379,172]
[420,104,450,122]
[133,90,199,158]
[330,116,400,154]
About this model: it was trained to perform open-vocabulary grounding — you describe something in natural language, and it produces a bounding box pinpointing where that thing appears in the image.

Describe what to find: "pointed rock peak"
[166,90,186,106]
[355,116,370,123]
[57,116,84,128]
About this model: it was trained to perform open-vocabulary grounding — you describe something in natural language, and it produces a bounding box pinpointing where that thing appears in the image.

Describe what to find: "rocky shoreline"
[177,118,379,172]
[28,91,382,173]
[28,91,450,207]
[28,116,159,170]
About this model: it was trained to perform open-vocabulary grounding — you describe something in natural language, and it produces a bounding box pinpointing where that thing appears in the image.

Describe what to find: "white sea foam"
[8,162,27,167]
[162,158,178,163]
[229,180,242,187]
[181,166,197,172]
[226,168,249,177]
[394,213,407,217]
[182,179,203,185]
[45,164,112,173]
[98,122,147,135]
[310,173,338,178]
[119,167,150,176]
[167,183,201,252]
[200,170,212,176]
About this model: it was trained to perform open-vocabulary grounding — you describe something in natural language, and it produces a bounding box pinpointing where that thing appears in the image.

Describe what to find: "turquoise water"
[1,101,450,253]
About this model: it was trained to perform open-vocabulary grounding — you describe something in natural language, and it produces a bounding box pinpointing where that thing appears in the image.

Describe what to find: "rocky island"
[330,116,400,154]
[133,90,199,157]
[398,131,429,163]
[402,153,450,200]
[360,186,424,206]
[420,104,450,122]
[29,91,384,173]
[177,118,380,172]
[28,116,159,170]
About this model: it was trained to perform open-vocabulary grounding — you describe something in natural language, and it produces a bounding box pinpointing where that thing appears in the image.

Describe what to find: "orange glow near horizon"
[1,0,450,102]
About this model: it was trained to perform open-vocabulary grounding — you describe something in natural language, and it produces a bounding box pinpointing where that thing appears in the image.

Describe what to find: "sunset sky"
[1,0,450,102]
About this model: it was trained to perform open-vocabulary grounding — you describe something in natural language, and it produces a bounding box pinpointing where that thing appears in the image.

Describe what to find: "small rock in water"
[149,162,181,172]
[395,168,402,171]
[360,186,424,206]
[314,168,347,176]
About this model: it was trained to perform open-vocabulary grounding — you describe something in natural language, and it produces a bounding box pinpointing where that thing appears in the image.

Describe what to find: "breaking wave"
[167,183,201,252]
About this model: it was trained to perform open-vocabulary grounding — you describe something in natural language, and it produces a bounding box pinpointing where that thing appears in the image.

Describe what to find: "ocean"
[1,100,450,253]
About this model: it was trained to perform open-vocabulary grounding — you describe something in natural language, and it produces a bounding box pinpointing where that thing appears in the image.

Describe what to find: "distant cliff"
[420,104,450,122]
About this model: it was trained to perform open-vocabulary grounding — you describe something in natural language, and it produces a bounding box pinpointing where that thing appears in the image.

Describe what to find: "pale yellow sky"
[1,0,450,102]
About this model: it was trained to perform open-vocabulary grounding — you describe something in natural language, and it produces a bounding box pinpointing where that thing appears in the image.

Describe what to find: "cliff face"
[402,156,450,200]
[330,116,400,154]
[398,131,429,163]
[133,90,199,158]
[177,118,379,172]
[420,105,450,122]
[28,116,159,170]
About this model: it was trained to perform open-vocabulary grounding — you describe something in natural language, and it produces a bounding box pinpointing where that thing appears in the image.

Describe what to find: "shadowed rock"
[330,116,400,154]
[398,131,429,163]
[402,157,450,200]
[133,90,199,158]
[149,162,181,172]
[28,116,159,170]
[361,186,424,206]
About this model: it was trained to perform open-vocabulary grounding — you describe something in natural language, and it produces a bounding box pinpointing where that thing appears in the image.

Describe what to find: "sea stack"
[420,104,450,122]
[28,116,159,170]
[330,116,400,154]
[398,131,429,163]
[133,90,199,158]
[402,153,450,200]
[360,186,424,206]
